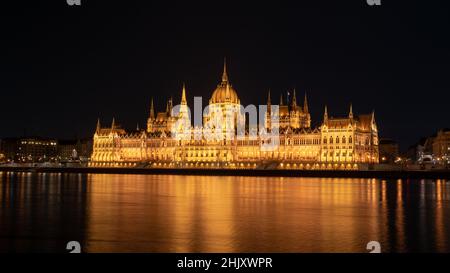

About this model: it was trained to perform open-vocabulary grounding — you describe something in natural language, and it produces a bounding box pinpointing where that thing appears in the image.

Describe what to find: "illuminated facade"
[90,61,379,169]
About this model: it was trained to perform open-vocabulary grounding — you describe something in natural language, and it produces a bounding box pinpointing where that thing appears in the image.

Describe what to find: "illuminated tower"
[302,92,311,128]
[265,89,272,130]
[147,98,155,133]
[204,59,243,143]
[172,83,191,139]
[289,89,301,128]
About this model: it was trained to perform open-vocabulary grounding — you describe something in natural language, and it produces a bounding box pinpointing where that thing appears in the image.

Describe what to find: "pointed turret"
[167,97,173,116]
[291,89,297,108]
[265,89,272,130]
[222,57,228,83]
[324,105,328,122]
[136,123,140,131]
[166,97,173,114]
[181,83,187,105]
[96,118,101,133]
[265,89,272,115]
[149,98,155,119]
[280,94,284,106]
[349,103,353,119]
[111,117,115,130]
[303,92,309,113]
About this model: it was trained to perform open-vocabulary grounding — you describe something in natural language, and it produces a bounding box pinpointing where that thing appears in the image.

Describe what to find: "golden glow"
[83,175,393,252]
[90,65,379,168]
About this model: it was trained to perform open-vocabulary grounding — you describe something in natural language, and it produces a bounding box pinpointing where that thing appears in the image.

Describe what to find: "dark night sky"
[0,0,449,150]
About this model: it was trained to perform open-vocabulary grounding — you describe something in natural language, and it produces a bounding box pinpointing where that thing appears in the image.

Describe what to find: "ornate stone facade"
[90,61,379,169]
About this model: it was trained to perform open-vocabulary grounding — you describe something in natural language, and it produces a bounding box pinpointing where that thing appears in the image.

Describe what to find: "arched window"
[349,136,353,144]
[342,136,346,144]
[336,136,339,144]
[329,137,333,144]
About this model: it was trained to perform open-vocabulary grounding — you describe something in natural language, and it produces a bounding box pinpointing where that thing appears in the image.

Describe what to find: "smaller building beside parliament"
[90,61,379,169]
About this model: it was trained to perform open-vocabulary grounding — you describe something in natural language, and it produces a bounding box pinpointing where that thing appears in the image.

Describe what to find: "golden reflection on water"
[435,179,446,252]
[1,172,450,253]
[396,179,405,251]
[77,175,447,253]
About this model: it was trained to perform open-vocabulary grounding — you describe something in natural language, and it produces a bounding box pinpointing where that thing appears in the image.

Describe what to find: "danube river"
[0,172,449,253]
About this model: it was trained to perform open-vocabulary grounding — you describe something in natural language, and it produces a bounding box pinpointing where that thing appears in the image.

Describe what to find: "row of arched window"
[323,151,353,157]
[323,136,353,145]
[95,142,113,148]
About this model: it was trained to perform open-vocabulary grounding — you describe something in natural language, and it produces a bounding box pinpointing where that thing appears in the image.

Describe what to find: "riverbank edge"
[1,166,449,179]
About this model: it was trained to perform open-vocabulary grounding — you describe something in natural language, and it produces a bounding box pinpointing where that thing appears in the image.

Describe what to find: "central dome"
[210,83,239,104]
[210,60,240,104]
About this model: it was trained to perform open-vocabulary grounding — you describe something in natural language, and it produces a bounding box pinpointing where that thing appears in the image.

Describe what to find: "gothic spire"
[167,97,173,116]
[150,98,155,119]
[96,118,101,133]
[291,89,297,107]
[111,117,115,130]
[303,92,309,113]
[349,103,353,119]
[324,105,328,122]
[280,93,284,106]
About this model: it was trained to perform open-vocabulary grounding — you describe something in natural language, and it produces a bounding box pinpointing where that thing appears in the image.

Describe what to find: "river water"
[0,172,449,253]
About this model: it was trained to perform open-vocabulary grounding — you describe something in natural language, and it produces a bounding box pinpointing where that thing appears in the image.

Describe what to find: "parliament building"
[90,61,379,169]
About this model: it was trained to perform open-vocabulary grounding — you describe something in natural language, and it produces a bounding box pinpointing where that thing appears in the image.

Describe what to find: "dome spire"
[181,83,187,105]
[210,58,239,104]
[222,57,228,83]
